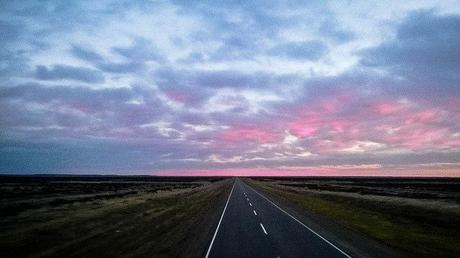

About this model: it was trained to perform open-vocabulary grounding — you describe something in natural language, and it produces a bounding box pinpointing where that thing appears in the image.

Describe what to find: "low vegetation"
[247,177,460,258]
[0,176,232,257]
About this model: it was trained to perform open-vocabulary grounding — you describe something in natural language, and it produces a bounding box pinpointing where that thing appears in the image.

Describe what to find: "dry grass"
[0,177,233,258]
[247,178,460,258]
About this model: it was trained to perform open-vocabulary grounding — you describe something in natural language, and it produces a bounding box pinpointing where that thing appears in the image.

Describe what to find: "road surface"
[206,179,352,258]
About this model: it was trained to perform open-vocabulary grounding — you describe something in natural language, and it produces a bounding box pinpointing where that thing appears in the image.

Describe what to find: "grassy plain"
[0,176,232,258]
[247,177,460,258]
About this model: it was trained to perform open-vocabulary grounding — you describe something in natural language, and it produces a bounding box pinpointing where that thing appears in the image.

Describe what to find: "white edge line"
[245,182,352,258]
[205,180,235,258]
[253,210,257,216]
[260,223,268,235]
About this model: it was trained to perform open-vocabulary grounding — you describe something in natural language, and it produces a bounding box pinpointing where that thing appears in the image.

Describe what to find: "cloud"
[70,45,104,63]
[0,140,163,174]
[219,127,280,144]
[318,20,355,43]
[0,83,165,130]
[97,61,145,74]
[35,65,105,83]
[0,20,33,80]
[287,91,460,153]
[154,67,296,110]
[69,38,163,75]
[0,20,22,42]
[360,10,460,89]
[1,1,460,175]
[112,38,164,62]
[269,40,329,60]
[70,45,146,74]
[155,66,297,90]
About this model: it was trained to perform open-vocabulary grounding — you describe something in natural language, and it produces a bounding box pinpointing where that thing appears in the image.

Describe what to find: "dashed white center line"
[260,223,268,235]
[253,210,257,216]
[249,202,252,207]
[246,198,249,201]
[244,182,352,258]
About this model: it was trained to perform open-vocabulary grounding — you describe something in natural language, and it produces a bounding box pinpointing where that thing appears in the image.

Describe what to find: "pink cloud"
[289,120,319,137]
[384,127,450,149]
[285,93,460,153]
[156,166,460,177]
[404,110,440,124]
[311,139,352,154]
[288,111,353,138]
[286,92,357,139]
[220,127,279,143]
[164,90,191,103]
[374,101,408,115]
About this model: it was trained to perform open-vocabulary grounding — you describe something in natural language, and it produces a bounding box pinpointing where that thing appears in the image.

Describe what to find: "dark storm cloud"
[35,65,105,83]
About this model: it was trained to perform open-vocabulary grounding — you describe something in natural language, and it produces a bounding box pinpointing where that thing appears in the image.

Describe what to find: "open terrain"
[2,175,459,258]
[0,176,232,258]
[246,177,460,258]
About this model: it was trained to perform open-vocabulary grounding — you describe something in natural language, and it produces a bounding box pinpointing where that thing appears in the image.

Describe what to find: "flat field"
[0,176,232,258]
[247,177,460,258]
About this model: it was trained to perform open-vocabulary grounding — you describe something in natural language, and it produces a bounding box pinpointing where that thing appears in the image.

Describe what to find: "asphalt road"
[206,179,352,258]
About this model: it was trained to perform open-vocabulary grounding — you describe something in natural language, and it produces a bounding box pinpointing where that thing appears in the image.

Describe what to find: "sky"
[1,0,460,177]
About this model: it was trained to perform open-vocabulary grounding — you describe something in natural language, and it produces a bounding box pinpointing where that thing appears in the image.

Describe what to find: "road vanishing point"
[205,178,352,258]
